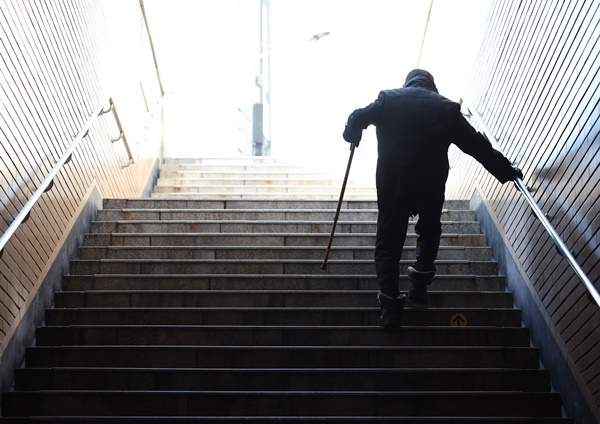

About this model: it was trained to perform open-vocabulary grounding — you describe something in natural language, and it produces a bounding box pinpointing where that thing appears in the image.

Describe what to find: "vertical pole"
[255,0,264,156]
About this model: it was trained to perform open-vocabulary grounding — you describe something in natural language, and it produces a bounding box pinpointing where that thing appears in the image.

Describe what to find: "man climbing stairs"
[1,157,572,422]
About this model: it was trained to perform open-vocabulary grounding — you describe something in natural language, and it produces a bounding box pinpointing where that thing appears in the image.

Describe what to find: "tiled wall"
[0,0,163,389]
[447,0,600,418]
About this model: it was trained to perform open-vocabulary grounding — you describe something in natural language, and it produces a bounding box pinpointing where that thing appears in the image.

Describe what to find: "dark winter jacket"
[343,69,517,184]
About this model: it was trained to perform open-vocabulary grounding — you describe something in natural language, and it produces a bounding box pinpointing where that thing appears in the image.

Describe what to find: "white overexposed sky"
[143,0,490,177]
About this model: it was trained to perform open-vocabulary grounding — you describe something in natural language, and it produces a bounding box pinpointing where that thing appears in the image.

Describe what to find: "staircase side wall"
[0,0,161,393]
[447,0,600,420]
[471,187,598,423]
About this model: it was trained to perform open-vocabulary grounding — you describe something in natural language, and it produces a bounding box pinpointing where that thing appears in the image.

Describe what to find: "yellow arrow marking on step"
[450,313,468,327]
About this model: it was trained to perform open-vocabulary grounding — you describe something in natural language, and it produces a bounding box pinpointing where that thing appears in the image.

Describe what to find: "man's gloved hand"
[342,123,361,147]
[513,166,523,180]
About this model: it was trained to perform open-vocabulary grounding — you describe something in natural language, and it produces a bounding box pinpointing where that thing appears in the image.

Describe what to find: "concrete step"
[15,367,550,392]
[156,177,349,186]
[97,208,384,221]
[162,157,285,165]
[160,162,330,169]
[24,345,543,369]
[152,185,377,195]
[35,325,531,347]
[88,220,482,235]
[167,163,323,172]
[160,166,330,177]
[54,290,514,309]
[0,416,575,423]
[151,192,376,200]
[82,232,489,248]
[2,390,562,417]
[76,245,493,261]
[102,199,373,209]
[153,184,377,196]
[95,208,476,222]
[101,198,470,210]
[45,307,521,327]
[68,259,499,276]
[61,274,507,292]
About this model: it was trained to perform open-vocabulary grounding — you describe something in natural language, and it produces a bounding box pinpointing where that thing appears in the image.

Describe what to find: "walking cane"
[321,143,357,271]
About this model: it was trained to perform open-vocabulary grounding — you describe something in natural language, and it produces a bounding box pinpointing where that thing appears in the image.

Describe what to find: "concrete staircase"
[152,157,377,199]
[1,158,572,422]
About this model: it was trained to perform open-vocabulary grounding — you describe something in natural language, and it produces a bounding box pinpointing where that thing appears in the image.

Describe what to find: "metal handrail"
[460,98,600,307]
[0,96,111,258]
[107,99,133,166]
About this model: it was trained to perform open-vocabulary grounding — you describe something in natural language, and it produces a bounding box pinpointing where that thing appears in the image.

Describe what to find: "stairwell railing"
[460,98,600,308]
[0,96,130,259]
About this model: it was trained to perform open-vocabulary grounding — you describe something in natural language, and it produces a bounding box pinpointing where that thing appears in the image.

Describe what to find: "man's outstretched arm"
[449,105,521,183]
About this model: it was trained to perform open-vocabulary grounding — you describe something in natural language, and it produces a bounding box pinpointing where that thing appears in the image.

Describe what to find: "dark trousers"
[375,164,446,298]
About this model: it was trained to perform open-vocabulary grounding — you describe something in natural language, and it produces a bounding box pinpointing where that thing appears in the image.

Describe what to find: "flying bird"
[309,32,330,41]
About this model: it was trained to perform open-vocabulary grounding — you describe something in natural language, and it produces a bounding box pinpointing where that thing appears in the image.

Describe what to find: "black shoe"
[407,265,435,309]
[377,292,407,329]
[408,264,436,282]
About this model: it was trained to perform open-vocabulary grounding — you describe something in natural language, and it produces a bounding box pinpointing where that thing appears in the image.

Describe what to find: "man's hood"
[403,69,438,93]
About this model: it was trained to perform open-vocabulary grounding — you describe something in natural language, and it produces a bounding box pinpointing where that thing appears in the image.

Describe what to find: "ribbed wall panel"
[0,1,161,352]
[447,0,600,414]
